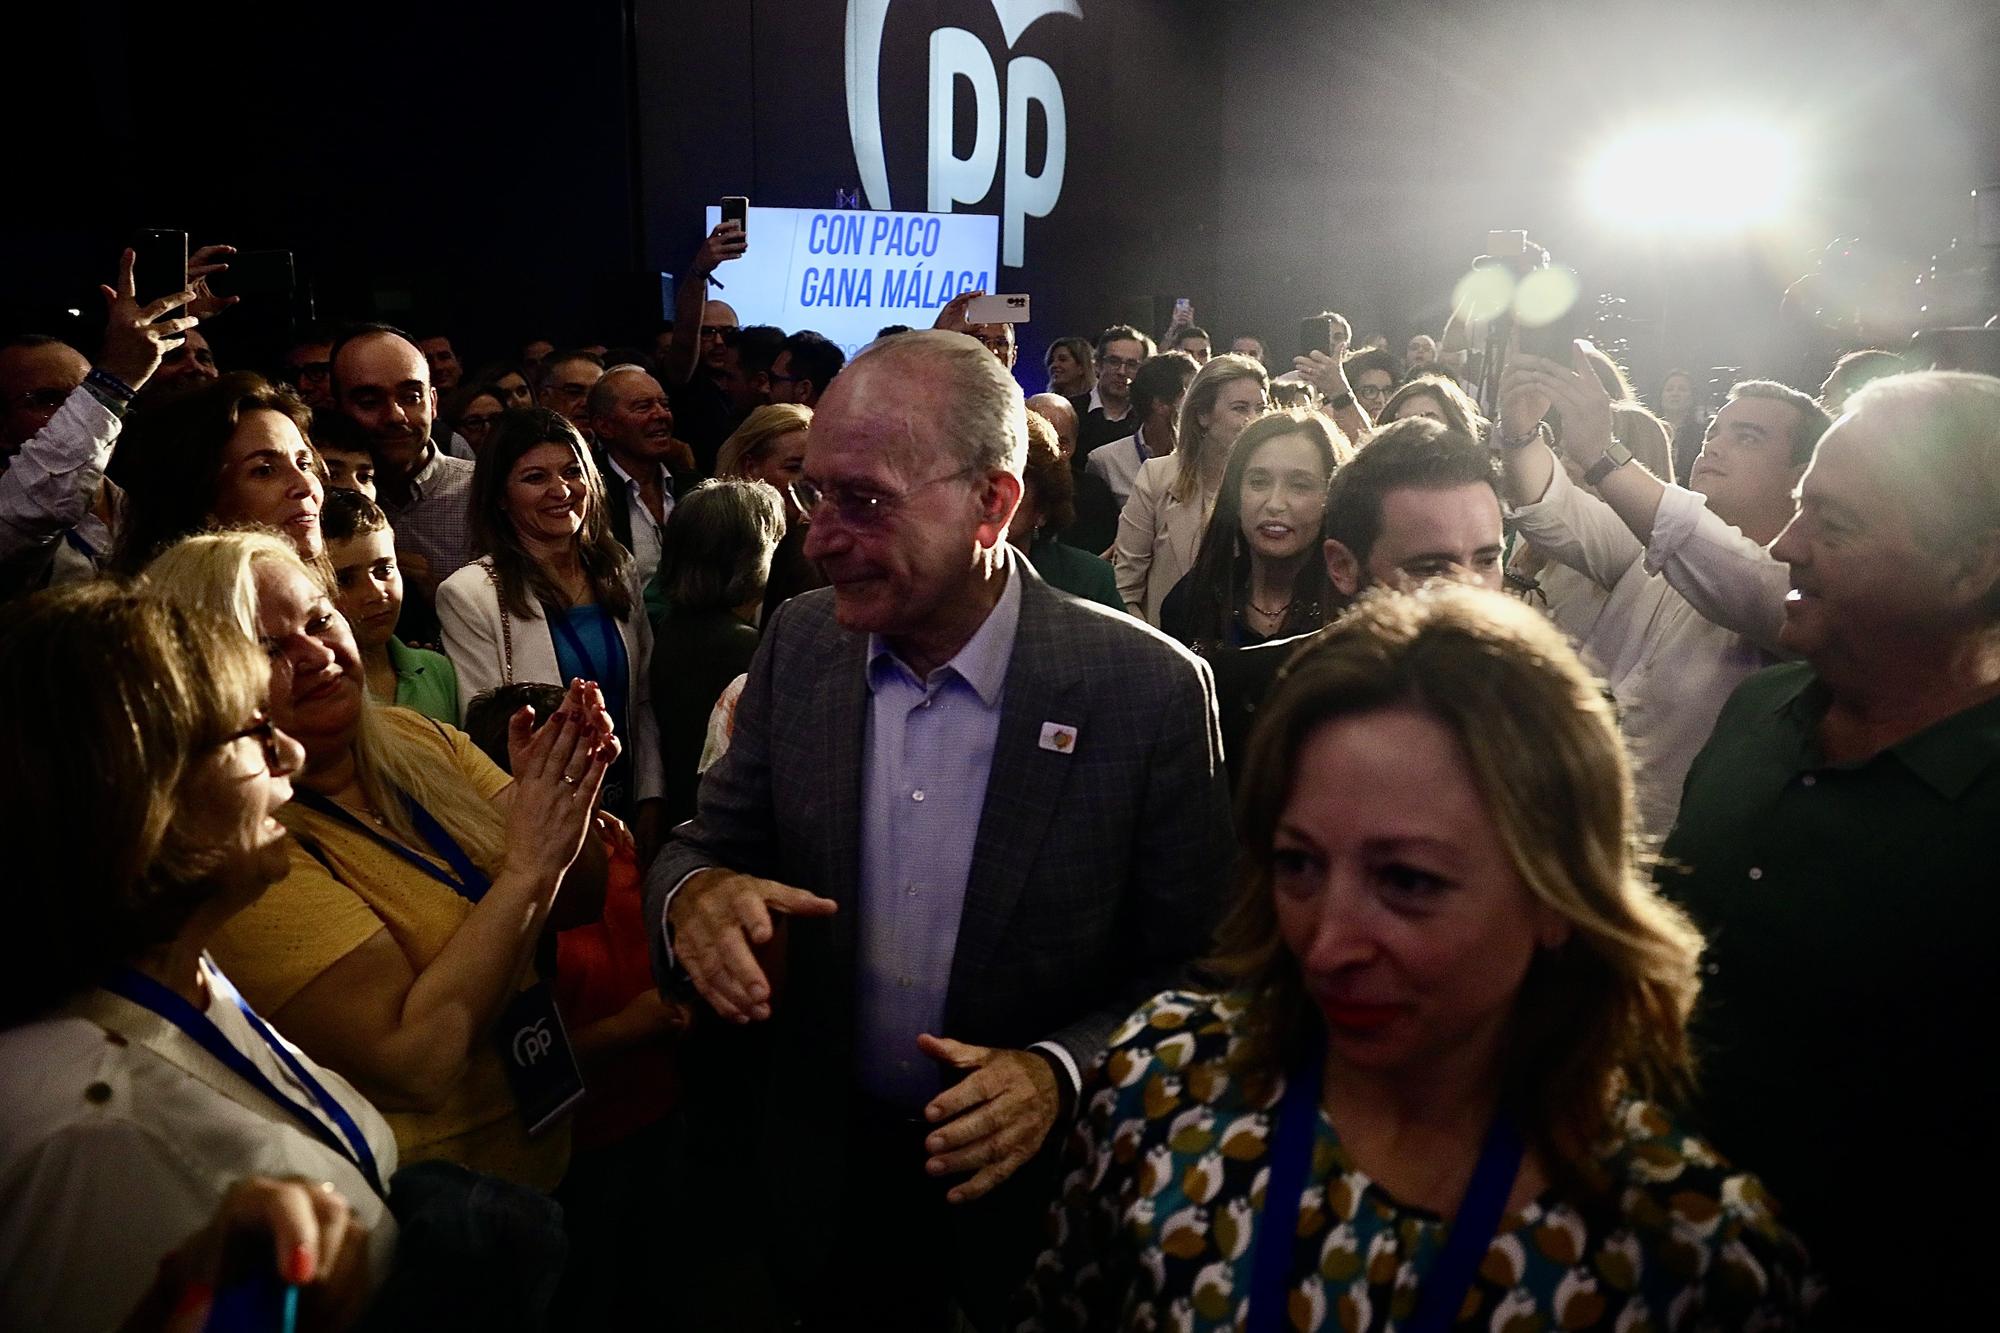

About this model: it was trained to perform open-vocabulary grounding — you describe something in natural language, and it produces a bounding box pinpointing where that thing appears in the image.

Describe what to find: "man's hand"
[1290,345,1352,401]
[185,243,240,321]
[1496,338,1555,445]
[692,221,747,280]
[918,1035,1062,1204]
[668,868,837,1023]
[1508,342,1615,464]
[96,248,201,391]
[933,288,984,333]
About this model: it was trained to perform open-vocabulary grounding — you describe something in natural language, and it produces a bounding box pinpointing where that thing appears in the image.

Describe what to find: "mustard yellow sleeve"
[207,839,386,1014]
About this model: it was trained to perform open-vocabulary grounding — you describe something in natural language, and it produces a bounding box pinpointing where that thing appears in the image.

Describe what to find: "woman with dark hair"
[111,370,324,573]
[1158,408,1347,648]
[1021,585,1818,1330]
[1381,372,1486,440]
[437,407,664,829]
[472,362,535,411]
[1113,353,1271,624]
[649,477,786,825]
[1011,412,1121,609]
[0,583,389,1329]
[440,380,506,456]
[1043,335,1094,398]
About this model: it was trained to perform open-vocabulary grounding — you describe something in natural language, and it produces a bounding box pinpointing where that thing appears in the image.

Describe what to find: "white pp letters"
[846,0,1081,269]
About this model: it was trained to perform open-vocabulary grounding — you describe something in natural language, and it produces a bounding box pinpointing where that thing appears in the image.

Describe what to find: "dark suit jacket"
[1066,391,1139,476]
[1205,628,1326,791]
[646,555,1235,1285]
[591,445,697,558]
[650,605,761,827]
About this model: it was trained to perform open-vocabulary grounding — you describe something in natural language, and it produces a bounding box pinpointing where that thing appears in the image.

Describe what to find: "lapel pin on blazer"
[1039,722,1078,754]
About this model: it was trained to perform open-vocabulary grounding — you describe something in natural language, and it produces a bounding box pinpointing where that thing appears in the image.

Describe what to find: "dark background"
[9,0,1997,398]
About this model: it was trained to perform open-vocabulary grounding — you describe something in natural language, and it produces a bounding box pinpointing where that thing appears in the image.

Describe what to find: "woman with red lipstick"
[110,371,327,575]
[1021,586,1819,1330]
[1158,408,1347,649]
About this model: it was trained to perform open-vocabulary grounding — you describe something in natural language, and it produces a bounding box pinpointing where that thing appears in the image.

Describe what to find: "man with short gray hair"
[647,328,1233,1329]
[587,363,694,595]
[1663,370,2000,1325]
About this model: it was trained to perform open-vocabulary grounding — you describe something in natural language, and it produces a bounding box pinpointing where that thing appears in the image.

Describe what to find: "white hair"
[1843,370,2000,552]
[848,328,1026,477]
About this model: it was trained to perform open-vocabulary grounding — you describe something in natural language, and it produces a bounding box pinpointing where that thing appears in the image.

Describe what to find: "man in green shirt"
[1662,370,2000,1325]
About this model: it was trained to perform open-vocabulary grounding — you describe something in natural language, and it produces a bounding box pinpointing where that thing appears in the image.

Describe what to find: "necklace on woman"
[1247,596,1294,620]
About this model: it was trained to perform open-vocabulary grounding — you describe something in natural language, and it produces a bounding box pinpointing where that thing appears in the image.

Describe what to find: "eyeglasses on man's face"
[789,466,978,529]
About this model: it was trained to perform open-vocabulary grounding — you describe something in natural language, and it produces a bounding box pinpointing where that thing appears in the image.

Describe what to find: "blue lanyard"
[104,965,385,1198]
[549,605,621,687]
[291,787,492,904]
[1246,1052,1524,1333]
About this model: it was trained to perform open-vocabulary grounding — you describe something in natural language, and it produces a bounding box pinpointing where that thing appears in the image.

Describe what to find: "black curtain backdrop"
[8,0,1997,394]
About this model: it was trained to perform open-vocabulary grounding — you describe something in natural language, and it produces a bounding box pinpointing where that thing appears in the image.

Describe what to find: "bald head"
[1026,392,1079,461]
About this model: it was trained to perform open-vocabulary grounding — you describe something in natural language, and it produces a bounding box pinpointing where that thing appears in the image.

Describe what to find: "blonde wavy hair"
[143,529,506,869]
[1207,584,1705,1192]
[0,583,271,1023]
[1170,353,1270,505]
[715,402,813,479]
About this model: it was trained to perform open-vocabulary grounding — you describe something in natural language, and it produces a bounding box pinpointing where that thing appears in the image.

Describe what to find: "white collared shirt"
[604,453,674,586]
[1086,385,1130,423]
[1085,424,1156,503]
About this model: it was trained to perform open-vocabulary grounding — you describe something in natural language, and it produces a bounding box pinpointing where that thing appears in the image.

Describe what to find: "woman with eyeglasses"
[440,381,507,457]
[1020,586,1818,1330]
[437,408,664,839]
[145,528,617,1194]
[1112,353,1271,625]
[0,583,390,1330]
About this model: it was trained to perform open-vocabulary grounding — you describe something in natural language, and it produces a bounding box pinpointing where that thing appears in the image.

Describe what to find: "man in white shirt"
[1085,351,1196,504]
[1498,346,1831,837]
[587,364,693,589]
[1068,325,1153,468]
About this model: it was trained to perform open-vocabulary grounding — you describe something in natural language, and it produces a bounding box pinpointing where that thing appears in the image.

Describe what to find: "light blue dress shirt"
[854,565,1023,1107]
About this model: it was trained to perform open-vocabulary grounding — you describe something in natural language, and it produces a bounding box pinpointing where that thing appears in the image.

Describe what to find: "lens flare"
[1584,115,1802,232]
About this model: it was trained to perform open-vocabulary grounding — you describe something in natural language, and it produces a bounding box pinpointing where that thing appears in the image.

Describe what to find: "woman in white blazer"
[1112,354,1271,624]
[438,408,663,828]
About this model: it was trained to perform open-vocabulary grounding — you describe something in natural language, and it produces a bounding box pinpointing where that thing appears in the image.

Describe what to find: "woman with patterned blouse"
[1020,586,1820,1331]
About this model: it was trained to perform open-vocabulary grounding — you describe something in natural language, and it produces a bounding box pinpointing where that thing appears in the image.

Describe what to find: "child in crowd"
[322,488,460,723]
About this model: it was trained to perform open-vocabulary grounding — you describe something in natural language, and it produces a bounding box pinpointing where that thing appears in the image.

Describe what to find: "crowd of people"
[0,215,1993,1332]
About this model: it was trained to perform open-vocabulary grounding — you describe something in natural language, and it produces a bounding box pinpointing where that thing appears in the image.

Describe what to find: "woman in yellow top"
[146,528,614,1190]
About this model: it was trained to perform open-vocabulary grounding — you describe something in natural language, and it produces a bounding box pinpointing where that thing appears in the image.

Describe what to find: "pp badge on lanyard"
[496,983,585,1136]
[291,788,582,1134]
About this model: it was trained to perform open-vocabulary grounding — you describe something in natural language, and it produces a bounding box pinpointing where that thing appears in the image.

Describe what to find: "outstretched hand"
[96,248,201,391]
[919,1035,1062,1204]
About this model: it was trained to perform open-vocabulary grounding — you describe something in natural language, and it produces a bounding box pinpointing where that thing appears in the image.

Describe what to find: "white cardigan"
[1112,454,1212,626]
[435,556,664,802]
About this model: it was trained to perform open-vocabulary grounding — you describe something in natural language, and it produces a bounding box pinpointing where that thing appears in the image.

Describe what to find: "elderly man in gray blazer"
[646,330,1234,1329]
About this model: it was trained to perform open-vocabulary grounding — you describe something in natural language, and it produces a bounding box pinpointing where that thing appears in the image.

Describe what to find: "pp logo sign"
[845,0,1081,269]
[512,1019,555,1066]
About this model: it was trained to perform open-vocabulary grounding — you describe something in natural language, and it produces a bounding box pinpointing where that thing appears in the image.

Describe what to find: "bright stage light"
[1583,115,1802,233]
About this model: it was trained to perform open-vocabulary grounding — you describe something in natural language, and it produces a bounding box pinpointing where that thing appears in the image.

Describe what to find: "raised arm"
[272,689,616,1111]
[662,222,747,389]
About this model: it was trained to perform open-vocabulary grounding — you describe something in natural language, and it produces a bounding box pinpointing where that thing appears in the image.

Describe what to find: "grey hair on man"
[1844,370,2000,567]
[585,363,656,419]
[847,329,1027,478]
